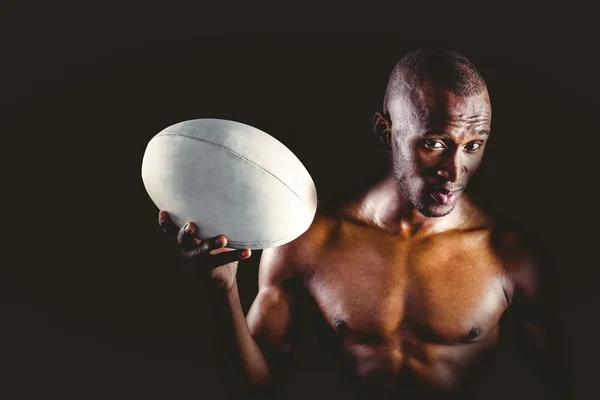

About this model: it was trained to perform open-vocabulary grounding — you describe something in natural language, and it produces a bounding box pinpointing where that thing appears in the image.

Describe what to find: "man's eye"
[424,140,446,149]
[465,142,482,152]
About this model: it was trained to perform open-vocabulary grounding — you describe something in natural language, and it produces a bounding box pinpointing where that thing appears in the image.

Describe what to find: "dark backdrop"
[2,26,597,400]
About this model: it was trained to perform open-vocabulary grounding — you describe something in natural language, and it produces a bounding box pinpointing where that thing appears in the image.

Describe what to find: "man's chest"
[303,230,511,345]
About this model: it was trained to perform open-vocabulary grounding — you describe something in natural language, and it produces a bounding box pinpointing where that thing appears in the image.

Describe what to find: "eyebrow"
[423,129,490,137]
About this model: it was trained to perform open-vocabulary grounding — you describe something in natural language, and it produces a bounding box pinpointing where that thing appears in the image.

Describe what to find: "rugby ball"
[141,119,318,249]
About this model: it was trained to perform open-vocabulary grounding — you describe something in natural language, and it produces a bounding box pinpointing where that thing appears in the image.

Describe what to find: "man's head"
[374,48,492,218]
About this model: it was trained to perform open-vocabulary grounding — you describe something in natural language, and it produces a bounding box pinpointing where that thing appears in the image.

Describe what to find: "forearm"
[224,279,271,387]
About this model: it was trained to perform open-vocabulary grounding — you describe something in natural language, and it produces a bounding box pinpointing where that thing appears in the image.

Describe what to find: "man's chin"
[415,203,456,218]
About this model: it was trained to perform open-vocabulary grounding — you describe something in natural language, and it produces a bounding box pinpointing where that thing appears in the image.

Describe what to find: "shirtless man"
[158,49,560,398]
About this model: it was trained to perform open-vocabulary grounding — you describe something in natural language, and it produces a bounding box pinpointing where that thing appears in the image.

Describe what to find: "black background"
[2,10,598,400]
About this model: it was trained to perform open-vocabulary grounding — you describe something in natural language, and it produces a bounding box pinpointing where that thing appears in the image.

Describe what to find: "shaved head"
[374,48,492,218]
[384,48,487,115]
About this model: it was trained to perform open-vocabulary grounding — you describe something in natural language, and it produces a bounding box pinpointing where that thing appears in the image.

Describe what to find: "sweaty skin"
[159,83,550,397]
[244,86,546,395]
[253,193,531,394]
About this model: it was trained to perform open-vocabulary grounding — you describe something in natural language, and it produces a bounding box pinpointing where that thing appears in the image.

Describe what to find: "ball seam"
[192,231,301,246]
[155,131,311,208]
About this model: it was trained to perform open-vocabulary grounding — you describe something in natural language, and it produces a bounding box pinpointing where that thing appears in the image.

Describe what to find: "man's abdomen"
[341,330,500,392]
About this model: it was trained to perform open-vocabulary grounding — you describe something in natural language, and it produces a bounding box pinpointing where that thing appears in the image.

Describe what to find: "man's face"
[389,85,491,217]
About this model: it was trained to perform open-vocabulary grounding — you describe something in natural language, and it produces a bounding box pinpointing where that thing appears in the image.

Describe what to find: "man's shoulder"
[483,211,542,259]
[462,195,539,257]
[461,196,547,279]
[258,201,341,281]
[484,218,550,293]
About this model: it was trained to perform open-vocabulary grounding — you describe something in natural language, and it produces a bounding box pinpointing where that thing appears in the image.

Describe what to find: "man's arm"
[226,244,296,387]
[510,242,571,398]
[158,211,296,391]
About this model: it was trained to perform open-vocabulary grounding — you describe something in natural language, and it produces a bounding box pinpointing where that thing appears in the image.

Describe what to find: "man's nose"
[437,150,463,182]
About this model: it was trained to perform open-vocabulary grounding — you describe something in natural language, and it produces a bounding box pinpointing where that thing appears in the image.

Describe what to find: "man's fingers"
[207,248,252,270]
[181,235,227,260]
[158,210,177,234]
[177,222,197,250]
[182,246,251,269]
[199,235,228,253]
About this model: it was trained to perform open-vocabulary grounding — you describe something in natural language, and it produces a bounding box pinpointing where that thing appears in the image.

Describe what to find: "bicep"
[509,245,572,397]
[511,246,561,358]
[246,247,295,355]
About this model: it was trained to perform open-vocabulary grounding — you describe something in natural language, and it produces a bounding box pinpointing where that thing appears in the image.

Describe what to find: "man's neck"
[351,173,471,238]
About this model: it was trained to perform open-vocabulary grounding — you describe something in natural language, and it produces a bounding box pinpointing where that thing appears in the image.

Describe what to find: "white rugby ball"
[141,119,318,249]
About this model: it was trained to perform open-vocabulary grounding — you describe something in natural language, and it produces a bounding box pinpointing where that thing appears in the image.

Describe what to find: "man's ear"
[372,111,392,151]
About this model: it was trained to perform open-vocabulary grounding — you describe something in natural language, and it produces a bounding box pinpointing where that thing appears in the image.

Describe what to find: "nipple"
[334,319,348,333]
[465,326,482,341]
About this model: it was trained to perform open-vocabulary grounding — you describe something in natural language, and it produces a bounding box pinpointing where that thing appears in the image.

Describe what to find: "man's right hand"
[158,210,252,292]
